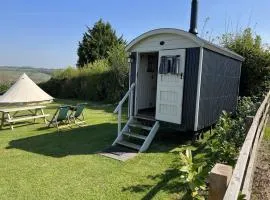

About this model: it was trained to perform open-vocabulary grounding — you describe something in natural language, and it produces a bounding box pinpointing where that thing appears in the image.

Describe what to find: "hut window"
[159,55,181,74]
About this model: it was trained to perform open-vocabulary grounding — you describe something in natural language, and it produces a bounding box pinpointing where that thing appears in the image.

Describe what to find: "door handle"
[180,73,184,79]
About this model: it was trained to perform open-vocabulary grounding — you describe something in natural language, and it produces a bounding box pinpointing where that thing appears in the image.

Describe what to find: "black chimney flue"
[189,0,198,35]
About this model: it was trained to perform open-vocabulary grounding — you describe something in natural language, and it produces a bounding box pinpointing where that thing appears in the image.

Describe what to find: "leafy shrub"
[179,149,207,200]
[0,83,10,94]
[206,96,257,166]
[207,111,239,165]
[52,66,79,79]
[107,43,129,101]
[40,44,128,103]
[220,28,270,97]
[83,59,110,74]
[236,96,258,118]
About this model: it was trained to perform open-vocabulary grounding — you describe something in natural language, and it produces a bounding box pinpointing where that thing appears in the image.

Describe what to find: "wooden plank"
[0,112,5,128]
[0,105,46,113]
[47,108,58,127]
[128,122,152,131]
[117,140,141,150]
[33,109,38,123]
[7,113,13,130]
[223,91,270,200]
[28,110,35,115]
[135,115,156,121]
[241,104,269,199]
[40,108,47,124]
[6,114,50,123]
[12,111,19,118]
[259,115,270,146]
[139,121,160,152]
[122,131,147,140]
[112,118,133,146]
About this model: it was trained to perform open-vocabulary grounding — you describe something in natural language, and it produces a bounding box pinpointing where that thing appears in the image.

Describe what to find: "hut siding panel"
[129,52,137,116]
[130,52,137,86]
[130,33,199,52]
[197,48,241,130]
[181,47,200,130]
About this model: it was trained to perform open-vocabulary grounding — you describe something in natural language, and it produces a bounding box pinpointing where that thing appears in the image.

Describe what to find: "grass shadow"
[149,128,195,153]
[122,168,184,200]
[6,122,199,158]
[6,123,117,157]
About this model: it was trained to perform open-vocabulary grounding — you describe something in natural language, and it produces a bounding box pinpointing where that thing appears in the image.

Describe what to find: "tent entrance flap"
[155,49,186,124]
[135,52,158,119]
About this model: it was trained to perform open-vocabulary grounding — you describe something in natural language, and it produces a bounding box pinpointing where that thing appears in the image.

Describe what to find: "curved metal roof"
[126,28,244,61]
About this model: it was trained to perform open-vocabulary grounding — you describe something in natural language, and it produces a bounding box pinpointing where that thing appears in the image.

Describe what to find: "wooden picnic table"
[0,105,49,130]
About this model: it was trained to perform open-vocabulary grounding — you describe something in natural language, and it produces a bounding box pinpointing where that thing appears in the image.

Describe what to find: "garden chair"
[69,103,87,126]
[47,105,71,131]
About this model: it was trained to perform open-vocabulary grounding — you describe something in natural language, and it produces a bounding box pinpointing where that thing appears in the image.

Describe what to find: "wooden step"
[117,140,141,150]
[128,122,152,131]
[134,115,156,122]
[123,131,147,140]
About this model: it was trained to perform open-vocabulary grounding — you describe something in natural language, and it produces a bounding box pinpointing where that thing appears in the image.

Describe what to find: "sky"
[0,0,270,68]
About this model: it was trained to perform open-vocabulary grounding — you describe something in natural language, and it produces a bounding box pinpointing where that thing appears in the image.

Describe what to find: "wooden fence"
[221,91,270,200]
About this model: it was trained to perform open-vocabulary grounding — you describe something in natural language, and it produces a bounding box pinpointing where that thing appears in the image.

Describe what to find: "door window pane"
[159,55,181,74]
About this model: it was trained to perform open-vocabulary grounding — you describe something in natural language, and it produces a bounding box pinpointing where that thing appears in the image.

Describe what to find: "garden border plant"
[175,96,258,199]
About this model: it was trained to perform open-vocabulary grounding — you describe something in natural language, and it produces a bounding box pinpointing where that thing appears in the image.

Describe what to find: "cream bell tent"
[0,73,54,105]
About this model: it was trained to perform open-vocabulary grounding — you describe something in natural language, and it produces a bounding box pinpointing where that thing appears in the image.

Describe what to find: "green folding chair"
[47,105,71,131]
[69,103,87,126]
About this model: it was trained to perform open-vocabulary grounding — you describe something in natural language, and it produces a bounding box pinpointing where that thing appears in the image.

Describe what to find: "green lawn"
[264,124,270,140]
[0,100,192,200]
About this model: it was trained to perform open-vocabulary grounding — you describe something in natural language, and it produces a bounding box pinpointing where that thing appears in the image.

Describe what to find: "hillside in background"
[0,66,55,84]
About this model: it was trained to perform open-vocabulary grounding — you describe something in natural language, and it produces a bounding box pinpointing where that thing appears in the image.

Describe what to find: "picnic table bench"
[0,105,49,130]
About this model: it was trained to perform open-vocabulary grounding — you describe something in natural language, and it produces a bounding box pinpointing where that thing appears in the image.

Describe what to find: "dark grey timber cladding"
[182,47,200,130]
[130,52,136,116]
[197,48,242,130]
[130,52,137,86]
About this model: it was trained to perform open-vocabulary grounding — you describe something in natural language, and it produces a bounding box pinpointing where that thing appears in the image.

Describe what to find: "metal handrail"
[114,83,135,136]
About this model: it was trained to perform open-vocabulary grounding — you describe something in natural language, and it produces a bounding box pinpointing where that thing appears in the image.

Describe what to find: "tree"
[77,19,125,67]
[220,28,270,97]
[106,43,129,102]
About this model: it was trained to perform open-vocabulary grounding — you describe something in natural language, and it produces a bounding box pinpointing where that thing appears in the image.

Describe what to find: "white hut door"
[155,49,186,124]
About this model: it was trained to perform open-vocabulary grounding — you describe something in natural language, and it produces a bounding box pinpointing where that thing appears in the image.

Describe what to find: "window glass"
[159,55,181,74]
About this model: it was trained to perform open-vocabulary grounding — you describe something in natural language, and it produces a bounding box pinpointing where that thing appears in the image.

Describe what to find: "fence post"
[245,116,254,130]
[208,163,233,200]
